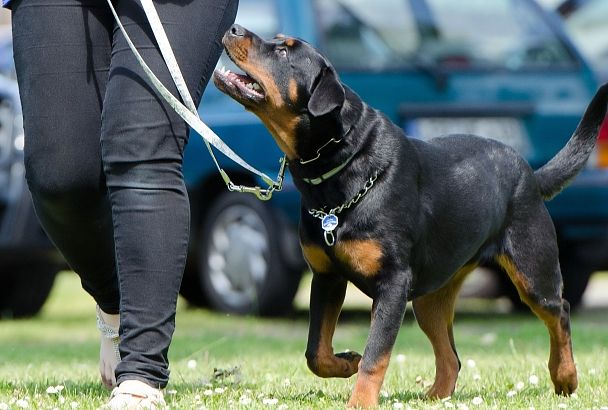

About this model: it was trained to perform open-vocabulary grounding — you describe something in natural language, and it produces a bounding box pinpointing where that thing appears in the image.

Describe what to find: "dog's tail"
[534,84,608,200]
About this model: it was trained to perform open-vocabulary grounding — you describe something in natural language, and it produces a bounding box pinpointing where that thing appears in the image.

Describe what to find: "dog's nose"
[229,24,246,37]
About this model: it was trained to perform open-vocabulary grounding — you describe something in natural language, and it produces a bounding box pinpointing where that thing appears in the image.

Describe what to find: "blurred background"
[0,0,607,319]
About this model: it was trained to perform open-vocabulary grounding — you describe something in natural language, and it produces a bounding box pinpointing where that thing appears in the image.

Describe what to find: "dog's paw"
[335,351,362,377]
[553,371,578,396]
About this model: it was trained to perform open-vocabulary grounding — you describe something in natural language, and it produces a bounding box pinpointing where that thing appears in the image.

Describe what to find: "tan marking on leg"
[301,244,332,273]
[495,254,531,293]
[335,240,383,277]
[347,352,391,408]
[495,255,578,395]
[285,38,296,47]
[413,265,475,399]
[312,315,361,378]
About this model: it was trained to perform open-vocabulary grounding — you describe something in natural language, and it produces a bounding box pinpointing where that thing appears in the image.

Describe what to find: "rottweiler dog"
[213,24,608,408]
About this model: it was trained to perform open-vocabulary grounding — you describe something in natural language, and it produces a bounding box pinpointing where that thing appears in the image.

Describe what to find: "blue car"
[1,0,606,316]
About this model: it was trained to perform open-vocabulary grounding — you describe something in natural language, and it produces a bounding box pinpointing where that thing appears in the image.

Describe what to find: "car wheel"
[0,263,58,318]
[195,192,302,316]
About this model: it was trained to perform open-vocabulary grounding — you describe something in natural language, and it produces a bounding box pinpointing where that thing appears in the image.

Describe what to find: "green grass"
[1,272,607,409]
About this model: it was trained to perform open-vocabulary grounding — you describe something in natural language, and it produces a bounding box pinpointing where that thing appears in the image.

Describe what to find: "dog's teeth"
[246,83,254,89]
[252,83,261,90]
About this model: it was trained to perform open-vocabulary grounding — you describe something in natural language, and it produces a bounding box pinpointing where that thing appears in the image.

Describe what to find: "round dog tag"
[321,214,339,232]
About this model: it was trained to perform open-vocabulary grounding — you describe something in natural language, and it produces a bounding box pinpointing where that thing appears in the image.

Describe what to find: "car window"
[563,0,608,70]
[315,0,419,70]
[314,0,577,70]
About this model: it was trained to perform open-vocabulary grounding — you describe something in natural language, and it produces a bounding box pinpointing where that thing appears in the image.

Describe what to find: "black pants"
[12,0,238,387]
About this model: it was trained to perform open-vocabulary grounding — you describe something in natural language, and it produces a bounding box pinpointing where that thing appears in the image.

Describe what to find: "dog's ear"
[308,66,345,117]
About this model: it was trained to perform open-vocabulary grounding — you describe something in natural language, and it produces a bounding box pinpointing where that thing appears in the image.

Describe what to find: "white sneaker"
[96,305,121,389]
[101,380,166,410]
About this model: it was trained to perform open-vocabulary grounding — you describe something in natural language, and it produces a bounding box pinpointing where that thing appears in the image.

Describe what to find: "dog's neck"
[288,88,374,209]
[289,88,363,177]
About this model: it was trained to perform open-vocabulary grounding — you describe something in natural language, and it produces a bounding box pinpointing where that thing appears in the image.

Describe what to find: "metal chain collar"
[308,171,379,246]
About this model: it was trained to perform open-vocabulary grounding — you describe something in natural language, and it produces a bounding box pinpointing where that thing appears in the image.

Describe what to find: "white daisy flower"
[46,386,59,394]
[516,381,525,390]
[466,359,476,369]
[239,396,252,405]
[396,354,406,363]
[263,397,279,406]
[528,374,539,385]
[471,397,483,406]
[393,403,404,409]
[506,390,517,398]
[203,389,213,396]
[16,399,29,409]
[187,360,197,369]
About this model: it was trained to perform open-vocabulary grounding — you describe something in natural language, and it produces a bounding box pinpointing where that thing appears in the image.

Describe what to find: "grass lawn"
[1,272,607,409]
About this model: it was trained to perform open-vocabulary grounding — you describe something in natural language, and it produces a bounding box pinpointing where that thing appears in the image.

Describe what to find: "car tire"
[0,263,58,318]
[194,192,302,316]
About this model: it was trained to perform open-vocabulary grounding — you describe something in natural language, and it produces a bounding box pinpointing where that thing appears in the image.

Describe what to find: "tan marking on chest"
[335,240,383,277]
[302,244,332,273]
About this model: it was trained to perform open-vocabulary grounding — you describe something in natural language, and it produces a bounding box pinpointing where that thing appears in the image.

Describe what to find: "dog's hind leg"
[412,265,475,399]
[496,204,577,395]
[305,273,362,378]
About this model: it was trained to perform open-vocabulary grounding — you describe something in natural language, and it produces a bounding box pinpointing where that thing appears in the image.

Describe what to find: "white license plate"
[405,117,530,156]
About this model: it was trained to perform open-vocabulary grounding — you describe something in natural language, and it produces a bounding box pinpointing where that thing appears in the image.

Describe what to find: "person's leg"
[11,0,119,313]
[102,0,238,388]
[11,0,122,388]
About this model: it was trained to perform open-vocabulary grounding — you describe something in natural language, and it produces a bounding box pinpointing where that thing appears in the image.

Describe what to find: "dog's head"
[213,24,345,159]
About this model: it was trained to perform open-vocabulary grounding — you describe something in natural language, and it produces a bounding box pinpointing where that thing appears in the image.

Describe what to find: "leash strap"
[107,0,283,195]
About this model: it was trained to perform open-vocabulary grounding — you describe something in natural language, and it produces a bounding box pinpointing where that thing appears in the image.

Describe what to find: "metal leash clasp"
[223,156,288,201]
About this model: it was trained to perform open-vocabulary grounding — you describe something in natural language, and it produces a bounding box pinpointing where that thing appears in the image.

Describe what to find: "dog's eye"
[276,47,287,58]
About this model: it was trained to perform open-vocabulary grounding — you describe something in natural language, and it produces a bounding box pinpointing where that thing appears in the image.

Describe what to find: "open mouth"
[213,65,265,104]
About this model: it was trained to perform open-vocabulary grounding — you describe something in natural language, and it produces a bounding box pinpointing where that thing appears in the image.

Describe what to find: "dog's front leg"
[347,271,411,408]
[305,273,362,378]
